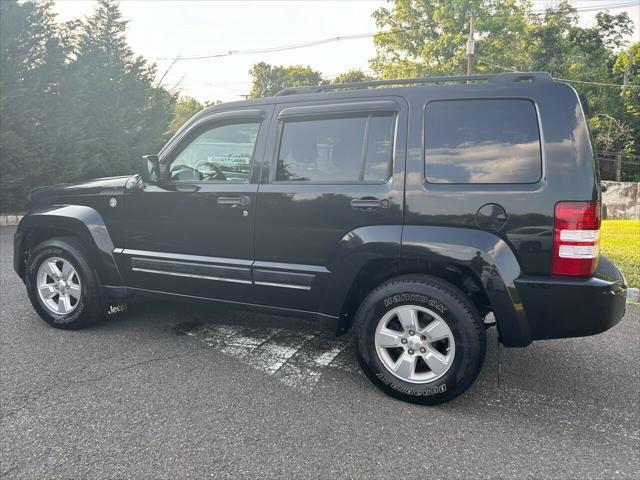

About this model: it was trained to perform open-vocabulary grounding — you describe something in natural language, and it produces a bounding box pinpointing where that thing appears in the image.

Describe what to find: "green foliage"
[64,0,175,179]
[370,0,638,180]
[167,96,206,136]
[0,0,176,211]
[614,43,640,149]
[1,0,73,210]
[370,0,529,78]
[331,69,374,84]
[249,62,322,98]
[2,0,638,212]
[248,65,375,96]
[596,12,634,50]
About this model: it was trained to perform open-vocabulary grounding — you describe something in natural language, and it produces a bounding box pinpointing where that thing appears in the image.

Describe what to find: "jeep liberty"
[14,72,628,404]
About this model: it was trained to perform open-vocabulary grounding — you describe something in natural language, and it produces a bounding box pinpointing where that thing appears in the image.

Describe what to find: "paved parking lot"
[1,226,638,479]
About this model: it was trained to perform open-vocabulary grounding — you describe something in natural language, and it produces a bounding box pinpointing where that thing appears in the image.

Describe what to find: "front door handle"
[217,196,251,206]
[351,197,390,210]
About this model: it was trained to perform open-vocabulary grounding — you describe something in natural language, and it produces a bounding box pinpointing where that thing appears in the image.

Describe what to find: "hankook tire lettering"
[383,294,447,313]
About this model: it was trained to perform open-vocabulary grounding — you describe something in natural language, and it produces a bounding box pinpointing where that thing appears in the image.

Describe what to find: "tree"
[167,96,206,135]
[0,0,71,210]
[65,0,175,179]
[331,69,374,84]
[369,0,638,180]
[596,12,634,50]
[606,42,640,181]
[369,0,529,78]
[0,0,177,211]
[249,62,322,97]
[590,114,635,181]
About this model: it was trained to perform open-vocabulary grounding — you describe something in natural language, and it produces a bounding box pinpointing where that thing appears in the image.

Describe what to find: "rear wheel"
[25,237,105,329]
[353,275,486,405]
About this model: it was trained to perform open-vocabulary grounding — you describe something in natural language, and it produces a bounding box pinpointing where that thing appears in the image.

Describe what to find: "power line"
[152,1,639,62]
[556,77,640,88]
[172,69,374,91]
[154,32,375,61]
[598,150,640,158]
[598,157,640,165]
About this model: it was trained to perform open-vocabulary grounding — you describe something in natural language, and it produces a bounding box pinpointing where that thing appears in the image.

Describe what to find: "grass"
[600,220,640,288]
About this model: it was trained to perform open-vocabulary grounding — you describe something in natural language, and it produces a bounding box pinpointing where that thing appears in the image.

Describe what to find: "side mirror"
[140,155,160,183]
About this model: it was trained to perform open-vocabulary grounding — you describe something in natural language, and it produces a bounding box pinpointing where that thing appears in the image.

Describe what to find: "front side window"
[169,122,260,182]
[276,113,394,182]
[424,99,542,184]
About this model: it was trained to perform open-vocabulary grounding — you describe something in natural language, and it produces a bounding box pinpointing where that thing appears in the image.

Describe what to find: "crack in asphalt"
[0,352,188,421]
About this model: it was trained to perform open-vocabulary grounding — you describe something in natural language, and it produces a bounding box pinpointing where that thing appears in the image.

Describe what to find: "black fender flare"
[14,205,124,288]
[319,225,402,321]
[401,225,530,347]
[320,224,531,346]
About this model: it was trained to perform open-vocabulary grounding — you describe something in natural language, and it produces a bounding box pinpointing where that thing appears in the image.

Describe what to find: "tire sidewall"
[26,242,96,328]
[355,279,484,404]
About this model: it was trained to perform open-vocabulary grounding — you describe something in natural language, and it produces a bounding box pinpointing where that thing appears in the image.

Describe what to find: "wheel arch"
[15,205,124,287]
[336,225,532,347]
[338,260,488,332]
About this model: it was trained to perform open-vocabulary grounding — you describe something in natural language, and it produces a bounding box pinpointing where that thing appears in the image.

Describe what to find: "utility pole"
[466,11,475,76]
[618,48,633,181]
[620,47,632,99]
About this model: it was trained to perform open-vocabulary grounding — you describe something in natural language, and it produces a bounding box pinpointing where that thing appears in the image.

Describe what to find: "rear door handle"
[217,196,251,206]
[351,198,390,210]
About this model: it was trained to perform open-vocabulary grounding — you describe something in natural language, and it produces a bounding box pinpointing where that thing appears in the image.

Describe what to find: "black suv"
[14,72,627,404]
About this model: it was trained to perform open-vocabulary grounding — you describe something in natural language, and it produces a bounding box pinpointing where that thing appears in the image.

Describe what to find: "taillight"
[552,201,600,276]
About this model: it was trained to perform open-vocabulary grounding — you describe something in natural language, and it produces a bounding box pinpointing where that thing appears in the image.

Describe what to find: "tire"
[353,275,486,405]
[25,237,105,329]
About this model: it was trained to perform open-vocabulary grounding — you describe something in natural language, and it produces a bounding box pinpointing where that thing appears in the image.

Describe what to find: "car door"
[118,106,273,302]
[253,97,407,316]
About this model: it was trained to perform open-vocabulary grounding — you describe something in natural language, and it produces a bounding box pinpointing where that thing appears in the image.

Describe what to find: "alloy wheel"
[374,305,455,383]
[36,257,82,315]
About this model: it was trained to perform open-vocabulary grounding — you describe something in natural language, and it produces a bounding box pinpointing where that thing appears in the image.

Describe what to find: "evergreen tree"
[0,0,70,210]
[0,0,175,211]
[66,0,175,179]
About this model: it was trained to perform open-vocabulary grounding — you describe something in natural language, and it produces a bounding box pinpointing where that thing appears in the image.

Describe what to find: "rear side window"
[276,114,394,182]
[424,99,542,184]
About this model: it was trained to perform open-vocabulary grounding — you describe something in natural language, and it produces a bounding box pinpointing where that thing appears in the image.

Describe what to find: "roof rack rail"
[275,71,552,96]
[491,72,552,83]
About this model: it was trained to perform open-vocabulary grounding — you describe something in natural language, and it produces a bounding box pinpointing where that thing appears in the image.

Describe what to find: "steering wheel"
[170,164,203,181]
[194,160,227,181]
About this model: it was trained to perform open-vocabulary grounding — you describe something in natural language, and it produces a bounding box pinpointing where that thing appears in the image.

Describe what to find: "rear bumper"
[514,256,627,342]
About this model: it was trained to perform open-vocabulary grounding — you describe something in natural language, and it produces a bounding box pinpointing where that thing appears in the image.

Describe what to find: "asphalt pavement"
[1,226,638,479]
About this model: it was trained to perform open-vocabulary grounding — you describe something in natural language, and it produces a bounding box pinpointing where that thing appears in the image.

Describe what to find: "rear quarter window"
[424,99,542,184]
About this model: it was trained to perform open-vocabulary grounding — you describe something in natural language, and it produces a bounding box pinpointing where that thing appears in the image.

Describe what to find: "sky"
[53,0,640,103]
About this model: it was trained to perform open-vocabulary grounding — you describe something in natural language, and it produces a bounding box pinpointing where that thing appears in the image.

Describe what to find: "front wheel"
[353,275,486,405]
[25,237,105,329]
